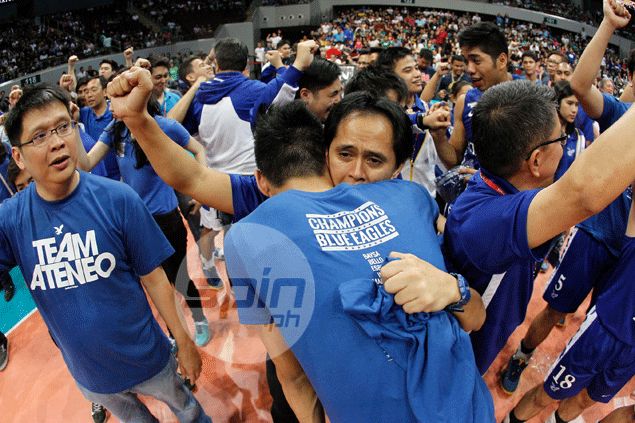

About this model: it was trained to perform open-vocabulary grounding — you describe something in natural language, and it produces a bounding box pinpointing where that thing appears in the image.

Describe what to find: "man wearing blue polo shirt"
[79,76,119,180]
[443,79,635,375]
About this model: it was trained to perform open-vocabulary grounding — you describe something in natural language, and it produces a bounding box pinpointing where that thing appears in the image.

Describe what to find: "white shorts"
[200,206,224,231]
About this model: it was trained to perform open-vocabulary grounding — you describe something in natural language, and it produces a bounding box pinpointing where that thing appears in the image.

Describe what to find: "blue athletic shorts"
[543,307,635,402]
[543,228,616,313]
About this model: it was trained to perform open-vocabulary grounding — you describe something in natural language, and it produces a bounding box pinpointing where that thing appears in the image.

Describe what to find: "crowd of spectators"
[138,0,246,40]
[304,7,631,94]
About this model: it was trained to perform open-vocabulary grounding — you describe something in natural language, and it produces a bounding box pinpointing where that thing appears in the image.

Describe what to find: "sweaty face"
[99,63,113,80]
[559,95,579,124]
[394,55,422,95]
[462,46,506,91]
[554,63,573,82]
[327,112,400,185]
[85,79,105,109]
[304,79,343,122]
[151,66,170,95]
[12,102,78,190]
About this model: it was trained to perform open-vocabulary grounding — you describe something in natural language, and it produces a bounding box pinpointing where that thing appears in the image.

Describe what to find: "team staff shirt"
[443,169,551,374]
[597,93,632,133]
[0,172,175,393]
[226,180,494,423]
[80,102,119,180]
[460,87,482,168]
[230,174,267,222]
[79,127,108,178]
[99,116,189,215]
[596,236,635,347]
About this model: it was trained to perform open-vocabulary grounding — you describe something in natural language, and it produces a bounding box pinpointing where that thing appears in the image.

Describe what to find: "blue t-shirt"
[79,127,108,178]
[0,172,174,393]
[160,90,181,116]
[443,169,551,374]
[0,142,12,201]
[554,129,584,181]
[80,104,120,180]
[461,87,482,168]
[575,107,595,142]
[99,116,189,215]
[577,190,631,257]
[596,235,635,347]
[230,174,267,222]
[597,94,632,133]
[225,180,493,423]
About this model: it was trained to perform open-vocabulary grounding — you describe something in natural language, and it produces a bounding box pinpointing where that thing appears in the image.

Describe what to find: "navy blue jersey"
[460,87,482,168]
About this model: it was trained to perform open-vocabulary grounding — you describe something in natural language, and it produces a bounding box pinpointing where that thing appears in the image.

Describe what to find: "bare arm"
[527,103,635,248]
[420,63,448,103]
[141,267,202,382]
[167,77,206,123]
[106,67,235,214]
[259,324,325,423]
[67,55,78,93]
[434,94,466,168]
[570,0,631,119]
[123,47,134,68]
[185,136,207,167]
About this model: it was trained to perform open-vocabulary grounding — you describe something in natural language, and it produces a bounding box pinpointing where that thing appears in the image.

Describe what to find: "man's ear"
[299,88,313,102]
[11,146,26,171]
[527,149,542,178]
[255,169,274,197]
[497,53,508,71]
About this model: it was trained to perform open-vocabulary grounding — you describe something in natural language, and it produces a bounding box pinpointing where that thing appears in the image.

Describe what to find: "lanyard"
[480,172,507,196]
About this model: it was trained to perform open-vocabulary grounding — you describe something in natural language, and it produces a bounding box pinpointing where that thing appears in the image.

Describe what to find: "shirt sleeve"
[156,116,190,148]
[597,94,629,133]
[121,188,175,276]
[453,190,548,274]
[225,224,272,325]
[230,174,268,222]
[97,120,117,149]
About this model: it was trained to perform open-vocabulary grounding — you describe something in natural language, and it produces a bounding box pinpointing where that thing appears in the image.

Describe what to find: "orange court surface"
[1,230,633,423]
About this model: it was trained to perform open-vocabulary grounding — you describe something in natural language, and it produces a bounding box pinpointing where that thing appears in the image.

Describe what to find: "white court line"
[6,308,38,336]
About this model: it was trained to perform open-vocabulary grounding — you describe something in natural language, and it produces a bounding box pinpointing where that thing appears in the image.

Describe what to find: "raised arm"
[67,55,79,93]
[570,0,632,119]
[106,67,234,213]
[420,62,449,103]
[123,47,134,69]
[167,76,206,123]
[259,324,326,423]
[434,94,467,168]
[527,102,635,248]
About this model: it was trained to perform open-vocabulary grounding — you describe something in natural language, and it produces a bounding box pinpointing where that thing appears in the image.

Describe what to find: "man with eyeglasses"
[0,84,210,423]
[442,80,635,378]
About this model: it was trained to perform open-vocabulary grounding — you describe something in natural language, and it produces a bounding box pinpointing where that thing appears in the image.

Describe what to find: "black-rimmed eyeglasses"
[20,121,77,148]
[525,133,567,160]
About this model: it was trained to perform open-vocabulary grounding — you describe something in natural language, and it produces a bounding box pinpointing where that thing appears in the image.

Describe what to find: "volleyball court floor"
[0,230,633,422]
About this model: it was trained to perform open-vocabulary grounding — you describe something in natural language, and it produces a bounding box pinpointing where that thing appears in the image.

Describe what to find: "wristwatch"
[445,273,471,313]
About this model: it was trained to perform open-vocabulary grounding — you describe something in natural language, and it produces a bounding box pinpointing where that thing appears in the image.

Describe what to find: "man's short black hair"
[297,59,341,94]
[76,76,90,91]
[214,38,248,72]
[521,51,539,62]
[86,75,108,89]
[277,39,291,49]
[472,81,556,178]
[178,54,206,84]
[99,59,117,69]
[376,47,413,71]
[451,54,466,64]
[5,84,72,147]
[548,51,566,62]
[149,56,170,71]
[324,91,411,167]
[419,48,434,63]
[458,22,508,62]
[254,101,326,187]
[345,66,408,105]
